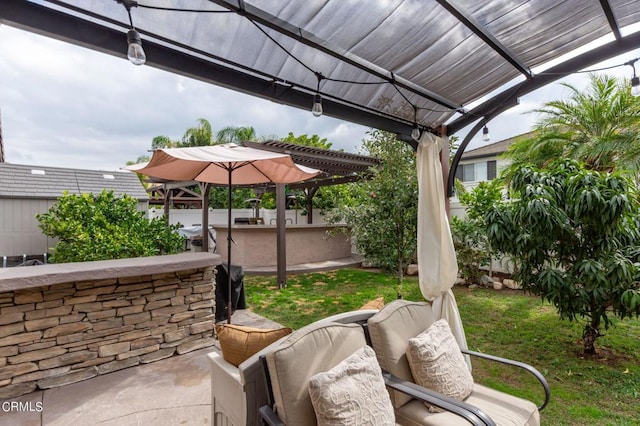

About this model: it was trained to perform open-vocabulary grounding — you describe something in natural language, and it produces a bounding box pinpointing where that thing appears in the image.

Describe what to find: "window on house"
[456,160,497,182]
[462,164,475,182]
[487,160,497,180]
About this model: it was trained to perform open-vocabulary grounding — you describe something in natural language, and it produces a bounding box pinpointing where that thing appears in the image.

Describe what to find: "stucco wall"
[214,224,352,267]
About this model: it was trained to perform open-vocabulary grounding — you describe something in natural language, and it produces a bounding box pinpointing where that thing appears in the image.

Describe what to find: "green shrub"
[37,190,185,263]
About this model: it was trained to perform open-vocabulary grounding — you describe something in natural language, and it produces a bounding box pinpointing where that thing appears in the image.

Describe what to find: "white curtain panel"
[416,132,469,363]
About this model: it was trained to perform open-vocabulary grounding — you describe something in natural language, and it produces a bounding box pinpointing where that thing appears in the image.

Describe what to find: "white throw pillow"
[406,319,474,411]
[308,345,395,426]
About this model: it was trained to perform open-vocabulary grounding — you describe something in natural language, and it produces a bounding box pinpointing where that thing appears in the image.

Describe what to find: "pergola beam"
[598,0,622,41]
[435,0,532,79]
[447,30,640,134]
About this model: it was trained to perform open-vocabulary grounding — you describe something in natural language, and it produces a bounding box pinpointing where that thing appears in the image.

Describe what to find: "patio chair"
[367,299,550,426]
[259,318,503,425]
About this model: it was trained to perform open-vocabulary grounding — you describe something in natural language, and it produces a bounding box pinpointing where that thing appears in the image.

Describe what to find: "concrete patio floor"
[0,310,282,426]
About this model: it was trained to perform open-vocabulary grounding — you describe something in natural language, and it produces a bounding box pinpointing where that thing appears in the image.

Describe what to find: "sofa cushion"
[308,345,395,426]
[216,324,292,367]
[266,322,367,426]
[406,319,474,410]
[368,299,435,408]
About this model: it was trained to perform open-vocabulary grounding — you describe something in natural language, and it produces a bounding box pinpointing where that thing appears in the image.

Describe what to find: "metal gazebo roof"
[3,0,640,146]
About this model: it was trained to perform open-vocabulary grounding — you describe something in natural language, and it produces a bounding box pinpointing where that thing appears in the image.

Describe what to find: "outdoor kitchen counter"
[213,224,352,268]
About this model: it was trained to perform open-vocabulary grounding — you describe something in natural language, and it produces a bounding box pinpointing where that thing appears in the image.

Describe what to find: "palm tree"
[151,135,175,149]
[502,74,640,179]
[216,126,257,143]
[180,118,214,147]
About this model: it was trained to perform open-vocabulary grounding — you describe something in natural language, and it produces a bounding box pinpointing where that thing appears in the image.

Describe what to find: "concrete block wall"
[0,254,219,399]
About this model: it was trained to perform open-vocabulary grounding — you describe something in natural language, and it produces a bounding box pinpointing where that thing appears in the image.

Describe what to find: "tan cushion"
[216,324,292,367]
[266,322,367,426]
[309,345,395,426]
[395,385,539,426]
[395,399,481,426]
[359,296,385,310]
[407,319,474,411]
[368,299,435,408]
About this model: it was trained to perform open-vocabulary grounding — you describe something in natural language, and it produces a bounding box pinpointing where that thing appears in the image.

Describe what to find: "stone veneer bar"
[0,253,221,399]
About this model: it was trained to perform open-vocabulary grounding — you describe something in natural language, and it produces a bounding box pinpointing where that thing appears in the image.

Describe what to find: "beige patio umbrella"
[416,132,469,361]
[128,143,320,323]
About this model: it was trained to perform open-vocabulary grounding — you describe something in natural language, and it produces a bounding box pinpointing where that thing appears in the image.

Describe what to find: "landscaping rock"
[493,282,503,290]
[502,279,522,290]
[406,264,419,275]
[480,275,494,286]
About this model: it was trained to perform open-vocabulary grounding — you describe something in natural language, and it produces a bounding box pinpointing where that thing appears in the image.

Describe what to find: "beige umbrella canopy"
[128,143,320,323]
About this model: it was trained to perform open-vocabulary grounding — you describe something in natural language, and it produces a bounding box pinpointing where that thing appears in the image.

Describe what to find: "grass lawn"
[244,268,640,426]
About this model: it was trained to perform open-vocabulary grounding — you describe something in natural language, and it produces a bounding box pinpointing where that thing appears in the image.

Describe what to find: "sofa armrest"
[383,373,496,426]
[208,351,245,426]
[461,349,551,411]
[258,405,285,426]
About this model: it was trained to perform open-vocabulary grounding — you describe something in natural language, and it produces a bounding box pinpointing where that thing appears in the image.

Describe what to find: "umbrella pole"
[227,168,233,324]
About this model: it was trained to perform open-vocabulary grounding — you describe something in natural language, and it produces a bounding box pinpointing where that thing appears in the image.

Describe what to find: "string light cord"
[107,0,470,127]
[136,4,233,13]
[536,57,640,76]
[96,1,640,130]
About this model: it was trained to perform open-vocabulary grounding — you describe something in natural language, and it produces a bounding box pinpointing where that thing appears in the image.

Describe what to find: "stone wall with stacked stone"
[0,253,220,399]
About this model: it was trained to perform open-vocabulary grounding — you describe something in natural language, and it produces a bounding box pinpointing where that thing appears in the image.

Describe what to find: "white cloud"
[0,26,370,170]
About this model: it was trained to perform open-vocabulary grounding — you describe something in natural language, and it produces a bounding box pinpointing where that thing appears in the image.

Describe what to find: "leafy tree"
[37,190,185,263]
[152,135,174,149]
[281,132,332,149]
[485,160,640,354]
[331,130,417,294]
[451,179,503,283]
[502,74,640,181]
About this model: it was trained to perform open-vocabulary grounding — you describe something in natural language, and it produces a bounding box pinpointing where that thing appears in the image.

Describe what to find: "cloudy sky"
[1,24,639,172]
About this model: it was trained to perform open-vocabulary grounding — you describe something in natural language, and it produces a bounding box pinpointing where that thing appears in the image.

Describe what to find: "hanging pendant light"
[482,126,490,142]
[119,0,146,66]
[311,72,324,117]
[411,105,421,141]
[127,29,146,66]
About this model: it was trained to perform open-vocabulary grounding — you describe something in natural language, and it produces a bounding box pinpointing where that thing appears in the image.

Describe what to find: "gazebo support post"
[163,185,171,219]
[199,182,211,252]
[305,187,318,224]
[276,183,287,288]
[438,125,451,217]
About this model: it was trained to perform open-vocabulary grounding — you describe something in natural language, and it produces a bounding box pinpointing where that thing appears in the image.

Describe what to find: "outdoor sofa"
[210,301,549,425]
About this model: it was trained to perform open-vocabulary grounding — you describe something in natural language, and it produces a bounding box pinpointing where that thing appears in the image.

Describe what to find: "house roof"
[460,131,537,161]
[0,163,148,200]
[2,1,639,145]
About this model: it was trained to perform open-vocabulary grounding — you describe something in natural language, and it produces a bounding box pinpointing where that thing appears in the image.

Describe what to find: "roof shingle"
[0,163,148,200]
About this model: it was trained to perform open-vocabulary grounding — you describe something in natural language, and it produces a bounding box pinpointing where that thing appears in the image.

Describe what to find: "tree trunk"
[583,324,599,354]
